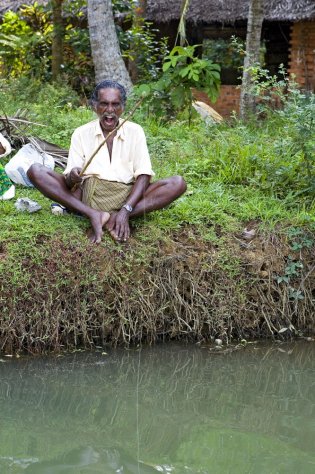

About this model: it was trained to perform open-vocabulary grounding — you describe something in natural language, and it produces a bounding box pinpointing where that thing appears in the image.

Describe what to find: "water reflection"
[21,446,168,473]
[0,342,314,473]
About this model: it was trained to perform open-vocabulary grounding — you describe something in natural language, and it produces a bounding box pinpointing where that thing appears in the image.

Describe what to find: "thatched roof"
[146,0,315,23]
[0,0,47,15]
[0,0,122,22]
[1,0,314,22]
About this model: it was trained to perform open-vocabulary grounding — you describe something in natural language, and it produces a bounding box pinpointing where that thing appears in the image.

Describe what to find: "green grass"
[0,78,314,352]
[1,78,314,266]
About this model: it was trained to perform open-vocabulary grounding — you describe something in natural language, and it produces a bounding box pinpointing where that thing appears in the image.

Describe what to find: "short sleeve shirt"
[64,119,154,184]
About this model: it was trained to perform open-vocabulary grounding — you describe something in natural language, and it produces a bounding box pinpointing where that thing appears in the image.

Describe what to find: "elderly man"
[28,80,186,244]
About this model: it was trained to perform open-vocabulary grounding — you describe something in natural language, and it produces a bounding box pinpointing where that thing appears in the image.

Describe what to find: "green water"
[0,342,314,473]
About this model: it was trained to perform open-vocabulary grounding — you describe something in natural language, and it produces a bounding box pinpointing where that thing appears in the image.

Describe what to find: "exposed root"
[0,228,314,353]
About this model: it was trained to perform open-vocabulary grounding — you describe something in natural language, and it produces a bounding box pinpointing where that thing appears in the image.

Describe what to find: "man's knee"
[27,163,40,180]
[27,163,47,183]
[171,175,187,196]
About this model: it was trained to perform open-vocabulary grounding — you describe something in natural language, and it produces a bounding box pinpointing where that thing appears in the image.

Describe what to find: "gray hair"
[90,80,127,107]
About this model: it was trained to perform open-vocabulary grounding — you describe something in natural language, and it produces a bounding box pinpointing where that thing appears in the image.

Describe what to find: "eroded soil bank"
[0,225,314,354]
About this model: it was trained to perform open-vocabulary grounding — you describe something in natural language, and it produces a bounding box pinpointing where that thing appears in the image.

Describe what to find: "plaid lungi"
[82,177,132,213]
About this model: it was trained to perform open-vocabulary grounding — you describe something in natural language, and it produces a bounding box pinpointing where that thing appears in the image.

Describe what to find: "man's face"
[95,88,124,133]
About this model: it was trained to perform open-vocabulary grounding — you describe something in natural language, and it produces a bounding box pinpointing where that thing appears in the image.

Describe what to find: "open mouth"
[102,115,117,128]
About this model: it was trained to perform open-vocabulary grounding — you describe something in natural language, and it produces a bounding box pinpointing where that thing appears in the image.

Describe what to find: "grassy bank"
[0,79,314,353]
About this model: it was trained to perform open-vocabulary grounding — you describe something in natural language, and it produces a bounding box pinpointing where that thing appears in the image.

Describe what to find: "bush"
[251,68,315,198]
[135,45,221,119]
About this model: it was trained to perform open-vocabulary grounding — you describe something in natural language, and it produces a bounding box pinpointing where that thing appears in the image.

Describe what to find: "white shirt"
[64,119,154,184]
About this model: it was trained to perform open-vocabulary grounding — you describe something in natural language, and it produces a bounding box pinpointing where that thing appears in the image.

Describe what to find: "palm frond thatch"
[1,0,314,22]
[0,0,47,14]
[146,0,315,23]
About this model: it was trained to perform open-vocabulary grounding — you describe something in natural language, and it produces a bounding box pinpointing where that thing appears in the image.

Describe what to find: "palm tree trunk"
[240,0,265,119]
[51,0,64,80]
[87,0,132,93]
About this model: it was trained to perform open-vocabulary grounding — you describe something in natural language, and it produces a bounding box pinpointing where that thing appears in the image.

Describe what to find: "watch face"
[123,204,133,212]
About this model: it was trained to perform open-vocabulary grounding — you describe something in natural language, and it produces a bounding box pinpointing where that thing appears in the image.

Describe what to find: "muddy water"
[0,342,314,473]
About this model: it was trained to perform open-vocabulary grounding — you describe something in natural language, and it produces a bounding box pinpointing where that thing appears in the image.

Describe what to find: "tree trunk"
[240,0,265,120]
[87,0,132,93]
[51,0,64,80]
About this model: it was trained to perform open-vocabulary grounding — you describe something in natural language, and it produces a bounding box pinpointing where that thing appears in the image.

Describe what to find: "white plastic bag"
[5,143,55,186]
[0,184,15,201]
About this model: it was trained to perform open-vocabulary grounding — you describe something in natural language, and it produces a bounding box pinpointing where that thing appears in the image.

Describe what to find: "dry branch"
[0,112,68,169]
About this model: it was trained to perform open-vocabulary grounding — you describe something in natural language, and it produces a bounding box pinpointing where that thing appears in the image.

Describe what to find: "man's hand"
[106,175,151,242]
[0,143,6,155]
[65,167,83,188]
[107,208,130,242]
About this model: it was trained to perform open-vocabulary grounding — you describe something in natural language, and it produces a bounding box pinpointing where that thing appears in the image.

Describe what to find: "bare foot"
[105,212,119,241]
[89,210,110,244]
[105,212,131,242]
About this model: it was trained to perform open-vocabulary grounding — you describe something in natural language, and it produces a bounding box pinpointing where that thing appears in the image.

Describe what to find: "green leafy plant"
[203,37,245,69]
[0,6,52,78]
[119,22,169,82]
[275,226,315,303]
[0,0,169,91]
[277,258,303,284]
[287,227,314,251]
[276,256,305,302]
[234,63,315,199]
[137,44,220,119]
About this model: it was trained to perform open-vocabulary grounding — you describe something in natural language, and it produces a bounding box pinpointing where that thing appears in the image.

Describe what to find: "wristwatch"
[122,203,133,212]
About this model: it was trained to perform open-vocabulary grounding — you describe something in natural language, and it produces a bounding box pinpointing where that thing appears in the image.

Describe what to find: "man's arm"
[107,174,151,241]
[63,128,85,185]
[0,143,5,155]
[122,174,150,210]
